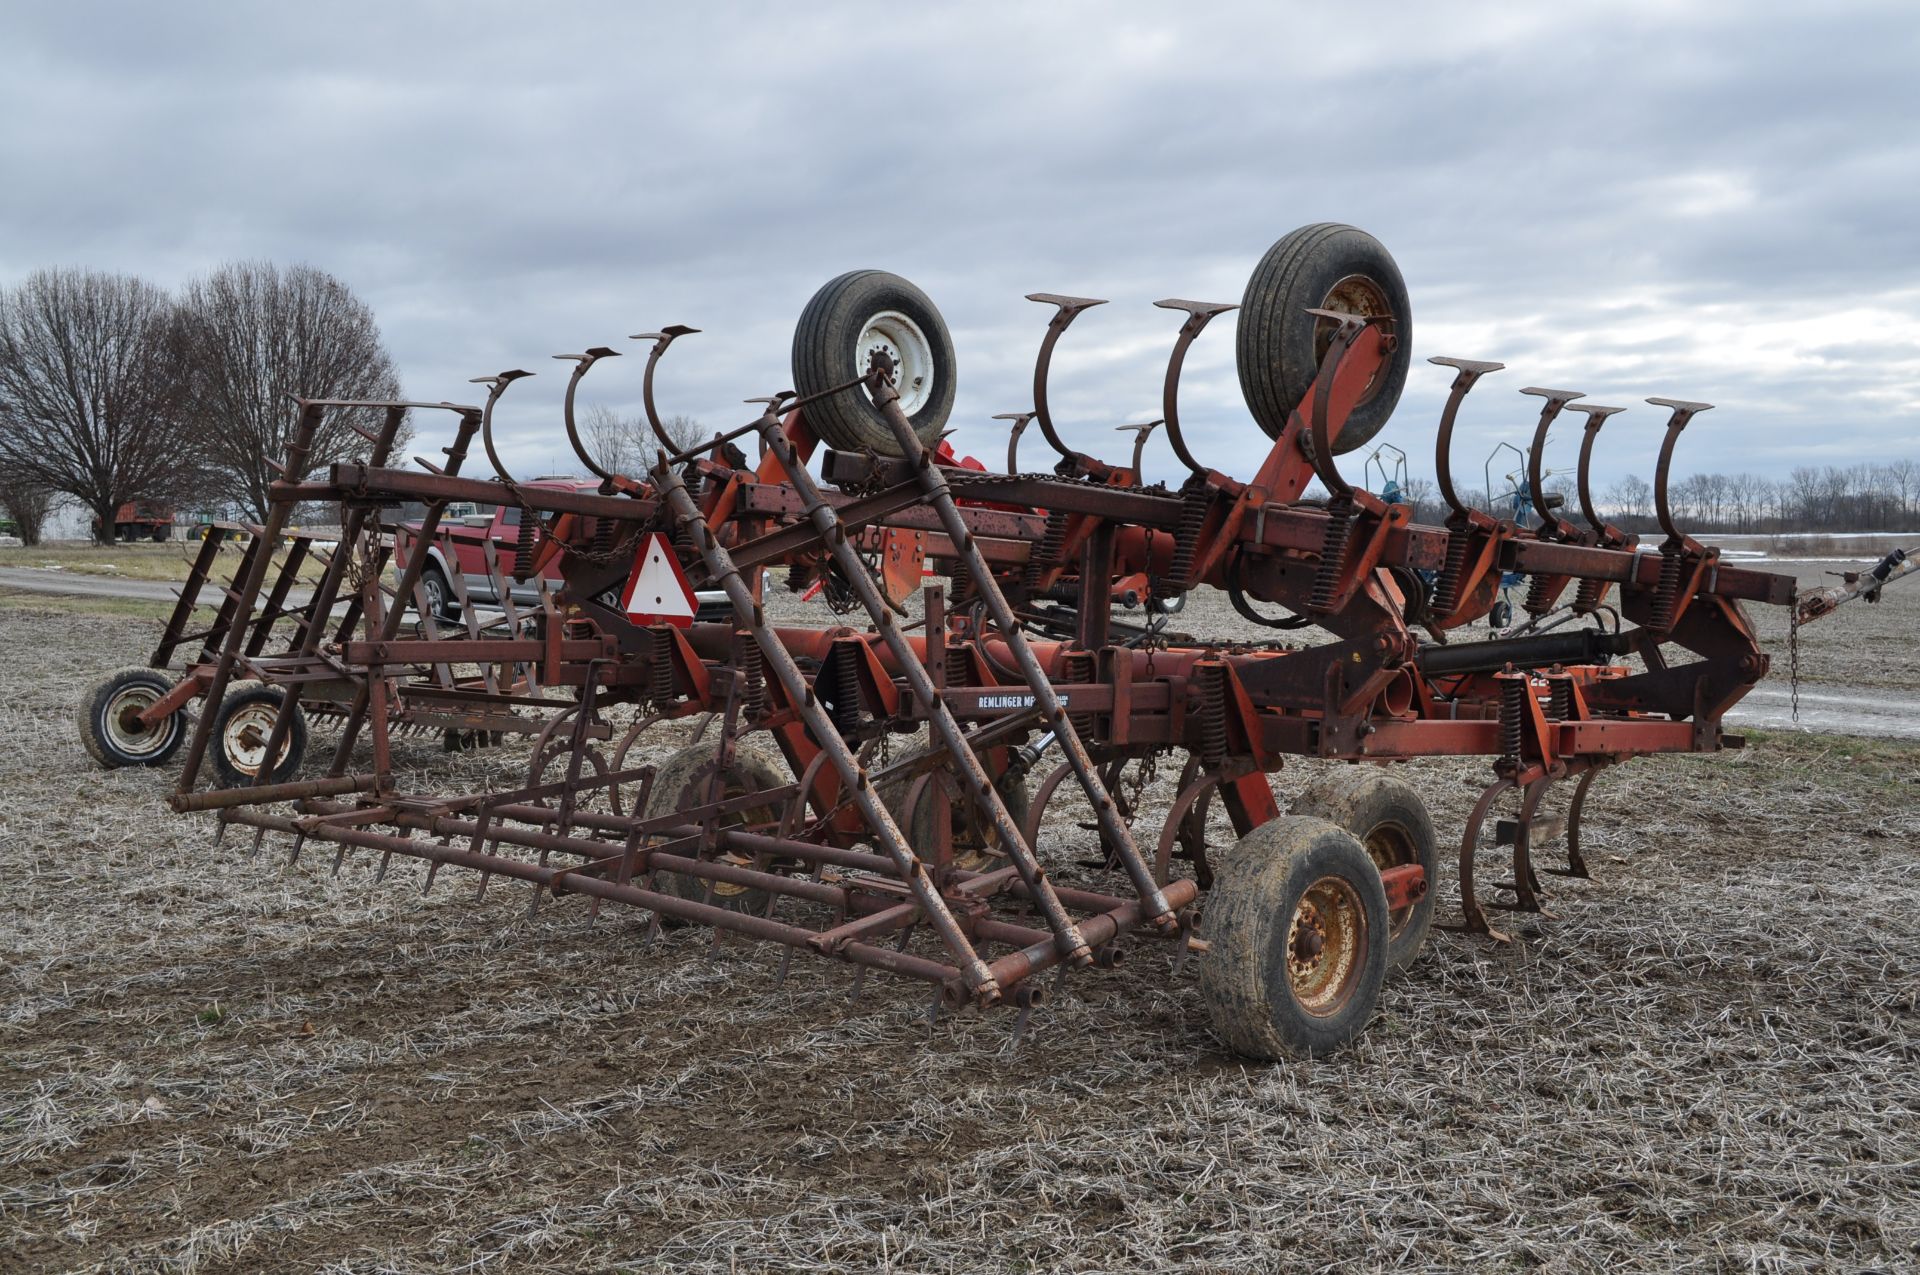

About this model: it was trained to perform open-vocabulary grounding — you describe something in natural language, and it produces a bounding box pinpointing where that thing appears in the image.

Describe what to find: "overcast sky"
[3,2,1915,493]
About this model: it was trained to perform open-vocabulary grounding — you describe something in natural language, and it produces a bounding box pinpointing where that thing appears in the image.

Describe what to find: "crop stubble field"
[1,561,1915,1273]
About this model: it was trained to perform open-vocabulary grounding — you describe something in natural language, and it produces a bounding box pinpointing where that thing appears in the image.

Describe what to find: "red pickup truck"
[392,476,727,621]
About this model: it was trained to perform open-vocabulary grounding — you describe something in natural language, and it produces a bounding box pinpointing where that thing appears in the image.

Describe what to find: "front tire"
[791,270,956,457]
[1200,815,1389,1060]
[78,667,186,768]
[417,563,458,624]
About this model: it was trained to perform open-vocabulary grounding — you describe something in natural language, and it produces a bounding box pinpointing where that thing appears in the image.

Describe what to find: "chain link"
[1789,604,1801,722]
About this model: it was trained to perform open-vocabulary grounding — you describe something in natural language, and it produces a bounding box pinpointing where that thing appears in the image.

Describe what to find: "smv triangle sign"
[623,532,698,628]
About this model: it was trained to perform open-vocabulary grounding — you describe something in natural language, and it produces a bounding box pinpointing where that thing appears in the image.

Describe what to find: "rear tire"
[78,667,186,768]
[791,270,956,457]
[1200,815,1389,1060]
[641,742,790,917]
[1237,223,1411,455]
[209,686,308,788]
[1288,769,1436,973]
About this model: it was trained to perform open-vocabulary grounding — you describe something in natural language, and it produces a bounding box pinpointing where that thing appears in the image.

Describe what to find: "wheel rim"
[1312,273,1393,406]
[424,573,447,615]
[222,701,287,777]
[1285,874,1367,1017]
[1363,820,1419,941]
[856,310,934,416]
[104,684,176,758]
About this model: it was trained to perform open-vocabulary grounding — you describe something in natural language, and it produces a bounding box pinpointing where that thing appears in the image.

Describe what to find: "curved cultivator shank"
[140,225,1829,1060]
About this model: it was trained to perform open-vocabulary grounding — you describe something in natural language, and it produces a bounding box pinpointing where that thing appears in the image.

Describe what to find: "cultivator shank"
[126,224,1861,1058]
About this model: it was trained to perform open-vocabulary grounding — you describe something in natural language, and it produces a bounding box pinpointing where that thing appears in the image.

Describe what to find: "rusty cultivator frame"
[109,224,1839,1059]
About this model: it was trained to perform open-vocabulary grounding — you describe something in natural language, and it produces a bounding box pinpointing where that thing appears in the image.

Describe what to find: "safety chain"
[1789,605,1801,722]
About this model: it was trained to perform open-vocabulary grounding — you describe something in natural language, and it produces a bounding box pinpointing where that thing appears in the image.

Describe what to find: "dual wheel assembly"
[78,669,307,786]
[1201,770,1436,1059]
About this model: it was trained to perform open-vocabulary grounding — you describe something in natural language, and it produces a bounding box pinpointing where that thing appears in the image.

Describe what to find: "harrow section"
[108,223,1853,1059]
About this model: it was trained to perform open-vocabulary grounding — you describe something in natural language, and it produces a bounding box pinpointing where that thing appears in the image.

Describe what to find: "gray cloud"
[3,2,1915,490]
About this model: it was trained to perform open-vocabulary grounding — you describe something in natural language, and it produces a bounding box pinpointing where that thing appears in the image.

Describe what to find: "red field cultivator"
[132,224,1833,1058]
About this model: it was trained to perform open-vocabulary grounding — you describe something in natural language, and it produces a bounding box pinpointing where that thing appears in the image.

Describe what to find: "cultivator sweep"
[127,224,1842,1058]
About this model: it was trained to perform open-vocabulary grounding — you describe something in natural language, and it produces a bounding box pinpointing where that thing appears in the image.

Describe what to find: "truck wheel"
[152,524,171,542]
[1288,769,1436,973]
[1200,815,1389,1060]
[418,563,459,623]
[642,742,790,917]
[209,686,308,788]
[1237,224,1411,455]
[791,270,956,457]
[78,667,187,768]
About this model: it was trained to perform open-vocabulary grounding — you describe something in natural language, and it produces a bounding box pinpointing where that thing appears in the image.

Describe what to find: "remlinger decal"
[978,693,1068,710]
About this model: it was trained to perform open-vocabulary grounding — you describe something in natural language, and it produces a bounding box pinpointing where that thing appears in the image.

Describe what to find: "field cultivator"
[119,223,1861,1059]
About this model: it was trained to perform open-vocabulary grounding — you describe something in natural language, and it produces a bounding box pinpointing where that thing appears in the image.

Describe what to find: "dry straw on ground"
[2,571,1915,1272]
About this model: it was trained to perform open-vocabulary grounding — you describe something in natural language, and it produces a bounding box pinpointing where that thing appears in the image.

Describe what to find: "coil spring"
[827,646,862,738]
[1499,676,1527,760]
[785,561,811,593]
[1308,500,1354,613]
[1062,649,1098,739]
[592,513,615,558]
[1166,479,1210,593]
[739,639,766,721]
[512,510,538,580]
[1650,545,1684,630]
[1023,509,1070,591]
[1197,662,1230,763]
[1547,678,1572,722]
[1572,574,1605,615]
[945,645,972,689]
[948,553,972,606]
[647,629,677,706]
[1431,524,1473,617]
[1523,571,1556,618]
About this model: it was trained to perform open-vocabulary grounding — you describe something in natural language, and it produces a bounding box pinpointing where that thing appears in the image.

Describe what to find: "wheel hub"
[1285,876,1364,1017]
[857,310,933,415]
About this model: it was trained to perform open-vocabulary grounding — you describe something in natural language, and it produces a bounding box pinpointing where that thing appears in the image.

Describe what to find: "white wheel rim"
[103,684,176,757]
[223,702,287,777]
[856,310,933,416]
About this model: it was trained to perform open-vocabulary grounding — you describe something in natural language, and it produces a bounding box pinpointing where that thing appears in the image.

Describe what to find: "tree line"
[0,263,400,545]
[1390,461,1917,535]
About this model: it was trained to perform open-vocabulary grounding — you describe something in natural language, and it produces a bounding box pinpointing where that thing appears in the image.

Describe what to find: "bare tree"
[0,269,195,544]
[1606,473,1651,524]
[580,405,708,476]
[176,262,403,522]
[0,473,59,545]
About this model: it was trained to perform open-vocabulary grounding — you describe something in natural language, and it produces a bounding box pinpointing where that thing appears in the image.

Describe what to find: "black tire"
[152,524,170,542]
[1237,223,1412,455]
[1199,815,1389,1060]
[78,667,187,768]
[641,742,790,917]
[791,270,956,457]
[878,745,1032,871]
[418,563,458,624]
[1288,769,1436,974]
[1150,591,1187,616]
[209,686,308,788]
